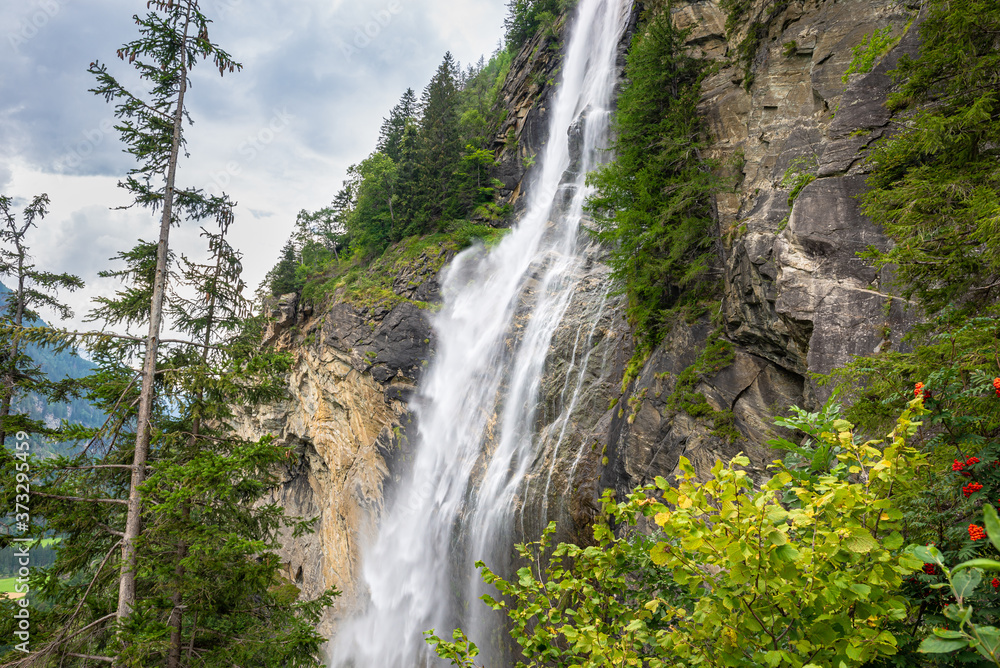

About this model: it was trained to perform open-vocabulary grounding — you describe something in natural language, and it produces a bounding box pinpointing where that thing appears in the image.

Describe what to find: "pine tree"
[0,194,84,447]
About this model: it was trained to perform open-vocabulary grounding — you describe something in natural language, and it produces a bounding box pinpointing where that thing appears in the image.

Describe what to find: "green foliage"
[587,6,719,355]
[860,0,1000,315]
[911,505,1000,664]
[842,26,900,82]
[429,404,928,667]
[781,155,818,207]
[270,240,300,297]
[377,87,417,163]
[299,223,508,312]
[825,321,1000,664]
[0,194,86,447]
[503,0,575,52]
[768,399,854,481]
[663,328,734,416]
[267,44,516,296]
[0,227,337,666]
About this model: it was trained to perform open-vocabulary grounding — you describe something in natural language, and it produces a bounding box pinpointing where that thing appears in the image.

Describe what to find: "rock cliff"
[239,0,920,635]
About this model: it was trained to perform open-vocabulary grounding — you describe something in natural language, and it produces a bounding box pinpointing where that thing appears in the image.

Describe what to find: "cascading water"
[328,1,632,665]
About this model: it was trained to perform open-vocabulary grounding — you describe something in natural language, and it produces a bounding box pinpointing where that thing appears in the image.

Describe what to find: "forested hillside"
[0,282,103,457]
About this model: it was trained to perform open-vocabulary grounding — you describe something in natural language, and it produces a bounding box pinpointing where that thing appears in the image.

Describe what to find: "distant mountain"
[0,282,104,456]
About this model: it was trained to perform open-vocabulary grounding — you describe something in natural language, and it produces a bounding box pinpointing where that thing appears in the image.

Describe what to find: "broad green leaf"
[973,625,1000,661]
[918,636,968,653]
[849,583,872,598]
[953,568,982,599]
[952,559,1000,575]
[773,544,801,562]
[913,545,944,565]
[943,604,974,626]
[844,531,879,554]
[932,629,965,639]
[883,532,904,550]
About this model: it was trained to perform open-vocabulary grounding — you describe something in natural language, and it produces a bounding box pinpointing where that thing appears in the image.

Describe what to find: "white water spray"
[329,1,632,665]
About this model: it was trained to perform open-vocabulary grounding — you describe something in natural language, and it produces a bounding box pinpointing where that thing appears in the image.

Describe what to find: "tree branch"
[65,654,114,663]
[33,492,127,505]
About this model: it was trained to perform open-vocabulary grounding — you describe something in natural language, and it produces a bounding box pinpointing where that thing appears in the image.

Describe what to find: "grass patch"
[0,577,19,593]
[300,222,509,313]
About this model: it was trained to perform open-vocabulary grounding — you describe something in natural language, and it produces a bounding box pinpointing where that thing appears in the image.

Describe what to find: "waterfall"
[328,1,633,665]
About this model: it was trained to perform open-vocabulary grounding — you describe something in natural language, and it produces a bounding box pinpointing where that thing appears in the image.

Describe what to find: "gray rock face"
[596,0,920,495]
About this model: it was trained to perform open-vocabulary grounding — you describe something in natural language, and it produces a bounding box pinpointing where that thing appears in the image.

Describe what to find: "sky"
[0,0,507,330]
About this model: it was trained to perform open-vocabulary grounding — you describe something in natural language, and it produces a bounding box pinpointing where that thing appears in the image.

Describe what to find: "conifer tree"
[587,5,717,352]
[86,0,242,625]
[393,118,422,234]
[1,229,334,666]
[0,194,84,447]
[861,0,1000,314]
[414,53,463,229]
[269,240,300,297]
[0,3,333,665]
[377,88,418,163]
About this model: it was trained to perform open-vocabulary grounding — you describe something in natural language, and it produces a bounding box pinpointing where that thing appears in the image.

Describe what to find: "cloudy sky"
[0,0,507,329]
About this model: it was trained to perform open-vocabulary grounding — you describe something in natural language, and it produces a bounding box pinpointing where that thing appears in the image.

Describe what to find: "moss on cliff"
[300,222,508,313]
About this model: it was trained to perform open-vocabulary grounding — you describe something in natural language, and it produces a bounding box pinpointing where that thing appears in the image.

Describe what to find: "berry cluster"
[964,482,984,498]
[953,457,977,478]
[970,524,987,541]
[923,563,937,575]
[994,377,1000,397]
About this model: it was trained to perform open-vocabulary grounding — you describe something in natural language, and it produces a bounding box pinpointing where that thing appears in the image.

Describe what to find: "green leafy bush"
[428,403,929,667]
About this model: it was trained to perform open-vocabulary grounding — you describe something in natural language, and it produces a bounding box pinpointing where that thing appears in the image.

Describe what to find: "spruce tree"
[414,53,463,229]
[861,0,1000,314]
[377,88,417,163]
[86,0,243,626]
[0,194,84,447]
[269,240,300,297]
[0,2,334,665]
[1,230,335,666]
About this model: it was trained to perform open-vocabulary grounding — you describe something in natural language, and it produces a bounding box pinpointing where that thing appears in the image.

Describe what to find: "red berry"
[970,524,987,541]
[968,457,981,466]
[964,482,984,498]
[954,459,967,472]
[992,578,999,589]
